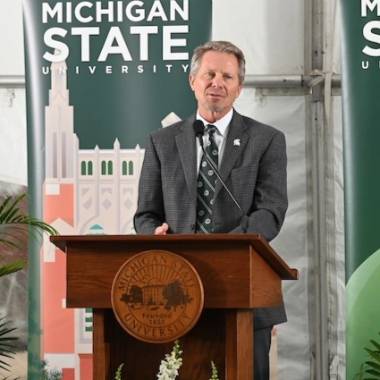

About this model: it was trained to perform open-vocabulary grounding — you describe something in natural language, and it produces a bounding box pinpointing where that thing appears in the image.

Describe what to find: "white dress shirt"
[195,108,233,173]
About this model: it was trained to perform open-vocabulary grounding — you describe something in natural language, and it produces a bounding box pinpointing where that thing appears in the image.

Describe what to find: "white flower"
[157,341,183,380]
[209,361,219,380]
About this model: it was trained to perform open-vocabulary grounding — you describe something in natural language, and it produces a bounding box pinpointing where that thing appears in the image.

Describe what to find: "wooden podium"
[51,234,298,379]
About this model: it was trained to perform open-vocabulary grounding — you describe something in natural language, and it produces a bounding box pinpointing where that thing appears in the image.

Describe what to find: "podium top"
[50,233,298,280]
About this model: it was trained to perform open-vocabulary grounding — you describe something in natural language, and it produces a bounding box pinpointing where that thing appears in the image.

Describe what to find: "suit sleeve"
[133,134,165,234]
[230,130,288,241]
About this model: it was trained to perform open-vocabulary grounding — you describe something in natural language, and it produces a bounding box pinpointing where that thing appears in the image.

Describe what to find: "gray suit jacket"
[134,110,288,328]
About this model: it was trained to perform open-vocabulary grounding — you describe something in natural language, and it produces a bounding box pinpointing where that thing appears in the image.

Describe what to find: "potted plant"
[0,193,57,372]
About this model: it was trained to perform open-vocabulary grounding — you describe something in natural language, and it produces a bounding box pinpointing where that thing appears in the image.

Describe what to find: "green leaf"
[0,260,25,277]
[370,340,380,351]
[0,193,58,254]
[0,318,17,372]
[0,194,58,234]
[0,195,24,224]
[0,196,14,219]
[365,368,380,376]
[0,350,16,359]
[366,361,380,371]
[365,348,380,363]
[0,194,59,373]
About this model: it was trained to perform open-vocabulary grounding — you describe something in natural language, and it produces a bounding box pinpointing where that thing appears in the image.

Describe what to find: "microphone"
[193,119,205,139]
[193,120,244,214]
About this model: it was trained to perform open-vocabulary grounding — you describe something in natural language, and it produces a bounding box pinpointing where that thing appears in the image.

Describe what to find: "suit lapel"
[215,111,249,197]
[175,116,197,202]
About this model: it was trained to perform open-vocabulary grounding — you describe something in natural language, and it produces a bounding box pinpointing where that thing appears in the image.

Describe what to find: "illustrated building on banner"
[42,60,145,379]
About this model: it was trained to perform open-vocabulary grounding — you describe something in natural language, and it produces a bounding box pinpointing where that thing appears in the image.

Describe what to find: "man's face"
[189,51,242,120]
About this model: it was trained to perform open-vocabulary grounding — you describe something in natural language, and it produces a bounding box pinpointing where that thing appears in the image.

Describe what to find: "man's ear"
[239,84,243,95]
[236,83,243,98]
[189,75,195,91]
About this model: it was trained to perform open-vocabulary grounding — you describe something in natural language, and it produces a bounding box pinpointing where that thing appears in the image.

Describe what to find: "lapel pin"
[233,139,241,146]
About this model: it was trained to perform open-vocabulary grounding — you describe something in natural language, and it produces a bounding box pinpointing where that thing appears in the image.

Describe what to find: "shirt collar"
[196,108,233,137]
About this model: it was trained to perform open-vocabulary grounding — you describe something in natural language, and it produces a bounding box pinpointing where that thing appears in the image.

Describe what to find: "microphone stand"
[197,133,243,214]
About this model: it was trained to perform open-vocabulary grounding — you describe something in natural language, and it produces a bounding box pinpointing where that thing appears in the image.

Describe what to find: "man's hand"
[154,223,169,235]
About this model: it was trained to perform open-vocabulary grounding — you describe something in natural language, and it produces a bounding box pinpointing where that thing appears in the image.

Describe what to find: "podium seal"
[111,250,204,343]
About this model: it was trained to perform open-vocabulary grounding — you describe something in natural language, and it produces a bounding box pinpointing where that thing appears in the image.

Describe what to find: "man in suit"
[134,41,287,380]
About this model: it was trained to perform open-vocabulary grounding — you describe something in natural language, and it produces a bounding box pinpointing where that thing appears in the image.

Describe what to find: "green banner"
[23,0,211,378]
[341,1,380,378]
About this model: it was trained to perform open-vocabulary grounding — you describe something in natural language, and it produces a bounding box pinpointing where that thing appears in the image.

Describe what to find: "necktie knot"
[206,124,217,137]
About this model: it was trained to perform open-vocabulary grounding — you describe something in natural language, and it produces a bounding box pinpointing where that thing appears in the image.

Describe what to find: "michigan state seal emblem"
[111,250,204,343]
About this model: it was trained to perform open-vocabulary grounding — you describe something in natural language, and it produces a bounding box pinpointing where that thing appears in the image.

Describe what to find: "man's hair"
[190,41,246,84]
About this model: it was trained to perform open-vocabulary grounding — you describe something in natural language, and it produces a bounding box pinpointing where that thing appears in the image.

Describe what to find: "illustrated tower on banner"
[42,59,145,379]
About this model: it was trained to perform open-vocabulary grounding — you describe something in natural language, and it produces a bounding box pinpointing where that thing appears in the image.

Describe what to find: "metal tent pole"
[0,74,342,90]
[306,0,332,378]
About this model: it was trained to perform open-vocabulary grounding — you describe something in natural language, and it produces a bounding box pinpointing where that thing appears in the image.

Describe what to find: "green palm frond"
[370,339,380,351]
[357,332,380,380]
[0,260,24,277]
[0,193,58,250]
[365,347,380,364]
[0,318,17,372]
[0,193,59,374]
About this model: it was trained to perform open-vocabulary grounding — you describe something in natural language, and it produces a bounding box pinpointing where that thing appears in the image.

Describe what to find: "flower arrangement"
[157,340,183,380]
[113,340,220,379]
